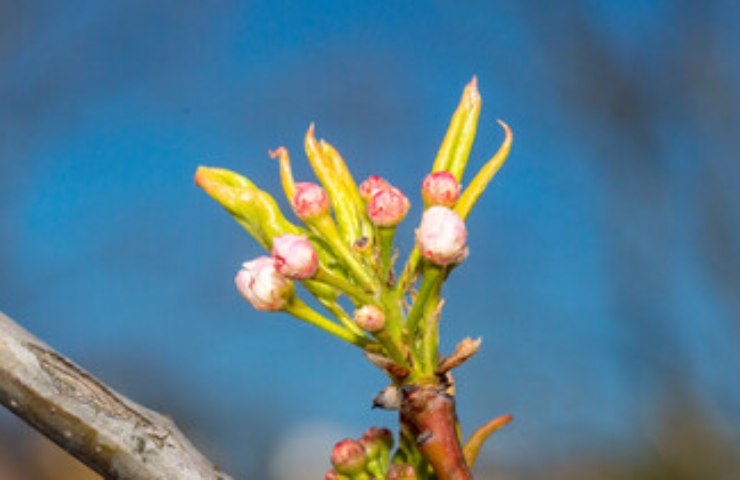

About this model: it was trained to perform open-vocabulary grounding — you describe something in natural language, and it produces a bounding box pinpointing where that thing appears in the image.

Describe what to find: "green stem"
[374,329,408,367]
[377,226,397,285]
[285,299,369,347]
[396,248,421,295]
[318,297,367,337]
[379,279,411,367]
[314,268,378,306]
[311,215,379,293]
[421,289,443,375]
[405,265,443,338]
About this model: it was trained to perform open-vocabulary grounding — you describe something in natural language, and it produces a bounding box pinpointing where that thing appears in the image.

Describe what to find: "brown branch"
[0,311,233,480]
[400,384,472,480]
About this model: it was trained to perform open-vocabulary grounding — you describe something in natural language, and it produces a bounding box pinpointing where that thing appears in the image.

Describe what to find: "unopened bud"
[353,305,386,333]
[331,439,368,475]
[235,257,294,311]
[293,182,330,220]
[271,234,318,279]
[415,206,468,265]
[387,464,418,480]
[360,427,393,458]
[359,175,391,202]
[367,187,410,227]
[422,171,461,207]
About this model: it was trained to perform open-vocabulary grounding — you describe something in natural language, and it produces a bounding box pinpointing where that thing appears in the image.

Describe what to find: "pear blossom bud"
[387,464,418,480]
[415,206,468,265]
[271,234,318,279]
[293,182,330,220]
[353,305,386,333]
[367,187,410,227]
[331,439,368,475]
[234,257,294,311]
[359,175,391,202]
[360,427,393,458]
[422,171,461,207]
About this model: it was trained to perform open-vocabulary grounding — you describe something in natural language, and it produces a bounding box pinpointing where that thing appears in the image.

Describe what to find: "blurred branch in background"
[0,312,233,480]
[517,0,740,422]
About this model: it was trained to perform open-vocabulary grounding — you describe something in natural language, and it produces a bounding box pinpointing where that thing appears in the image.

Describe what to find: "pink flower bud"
[331,439,368,475]
[359,175,391,202]
[387,464,418,480]
[415,206,468,265]
[421,171,461,207]
[353,305,386,333]
[234,257,294,311]
[360,427,393,458]
[293,182,330,220]
[271,234,318,280]
[367,187,410,227]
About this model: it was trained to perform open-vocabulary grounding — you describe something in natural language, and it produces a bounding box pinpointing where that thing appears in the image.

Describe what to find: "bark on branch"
[0,311,233,480]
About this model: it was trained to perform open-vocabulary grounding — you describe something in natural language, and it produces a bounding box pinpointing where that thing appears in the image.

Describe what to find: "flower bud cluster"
[358,174,468,266]
[360,175,410,227]
[236,234,319,311]
[359,175,390,202]
[199,80,513,480]
[327,427,395,479]
[234,257,293,311]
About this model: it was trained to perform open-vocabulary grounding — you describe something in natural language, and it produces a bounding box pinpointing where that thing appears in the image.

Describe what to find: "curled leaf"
[462,414,513,467]
[454,120,513,220]
[269,147,297,205]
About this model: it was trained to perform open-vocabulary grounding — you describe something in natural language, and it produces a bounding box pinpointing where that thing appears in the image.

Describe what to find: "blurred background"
[1,1,739,478]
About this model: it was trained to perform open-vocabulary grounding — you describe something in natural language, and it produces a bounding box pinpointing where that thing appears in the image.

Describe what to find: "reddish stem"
[400,385,472,480]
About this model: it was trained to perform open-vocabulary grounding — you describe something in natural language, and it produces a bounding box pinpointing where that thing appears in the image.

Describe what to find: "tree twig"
[0,311,233,480]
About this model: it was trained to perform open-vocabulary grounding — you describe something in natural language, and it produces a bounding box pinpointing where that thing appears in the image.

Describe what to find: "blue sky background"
[1,1,739,477]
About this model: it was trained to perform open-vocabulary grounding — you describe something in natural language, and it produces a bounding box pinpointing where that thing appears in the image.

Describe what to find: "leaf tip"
[496,119,513,144]
[268,146,288,160]
[464,76,481,106]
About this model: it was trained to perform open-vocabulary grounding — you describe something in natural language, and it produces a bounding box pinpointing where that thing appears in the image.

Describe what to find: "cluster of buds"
[325,427,396,480]
[196,77,513,480]
[233,233,320,311]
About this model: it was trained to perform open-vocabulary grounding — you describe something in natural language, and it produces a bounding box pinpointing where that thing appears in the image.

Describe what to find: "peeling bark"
[0,312,233,480]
